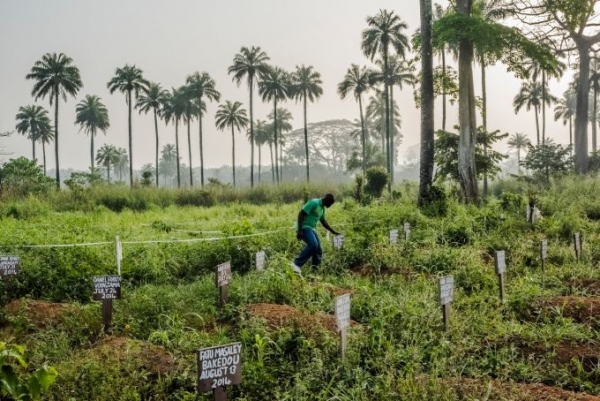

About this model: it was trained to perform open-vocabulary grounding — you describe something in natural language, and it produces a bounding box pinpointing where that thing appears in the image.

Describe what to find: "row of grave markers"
[0,230,585,400]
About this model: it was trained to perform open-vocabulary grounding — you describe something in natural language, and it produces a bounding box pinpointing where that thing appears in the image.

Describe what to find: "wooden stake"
[442,304,451,332]
[213,386,226,401]
[219,286,228,307]
[339,329,347,361]
[498,273,505,303]
[102,298,113,333]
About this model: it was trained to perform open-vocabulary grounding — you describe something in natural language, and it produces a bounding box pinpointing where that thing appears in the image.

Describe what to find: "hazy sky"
[0,0,574,171]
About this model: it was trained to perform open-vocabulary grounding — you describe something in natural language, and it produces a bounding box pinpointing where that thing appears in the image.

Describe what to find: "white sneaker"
[291,262,302,275]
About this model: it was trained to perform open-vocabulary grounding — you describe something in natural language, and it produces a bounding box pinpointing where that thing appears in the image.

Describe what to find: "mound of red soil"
[315,282,353,297]
[451,377,600,400]
[529,296,600,324]
[566,279,600,295]
[246,303,356,333]
[90,336,176,375]
[4,299,74,328]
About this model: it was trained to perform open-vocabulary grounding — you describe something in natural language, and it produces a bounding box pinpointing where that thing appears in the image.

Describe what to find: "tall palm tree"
[507,132,530,173]
[338,64,371,175]
[75,95,110,172]
[162,87,187,188]
[159,143,177,186]
[137,82,168,187]
[215,100,249,187]
[107,64,149,187]
[554,88,577,148]
[433,3,458,131]
[251,120,271,183]
[96,144,119,182]
[362,9,410,189]
[290,65,323,183]
[15,105,51,163]
[259,66,289,184]
[115,147,128,182]
[186,72,220,187]
[183,96,203,187]
[268,107,293,182]
[26,52,82,188]
[36,119,54,176]
[366,89,401,153]
[514,81,556,145]
[228,46,270,188]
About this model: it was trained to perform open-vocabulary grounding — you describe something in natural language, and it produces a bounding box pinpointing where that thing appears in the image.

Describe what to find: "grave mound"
[4,299,74,329]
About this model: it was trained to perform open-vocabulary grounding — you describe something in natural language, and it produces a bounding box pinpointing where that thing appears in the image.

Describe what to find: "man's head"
[322,193,335,208]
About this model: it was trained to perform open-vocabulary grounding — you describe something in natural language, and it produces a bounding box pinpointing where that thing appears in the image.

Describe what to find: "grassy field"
[2,178,600,400]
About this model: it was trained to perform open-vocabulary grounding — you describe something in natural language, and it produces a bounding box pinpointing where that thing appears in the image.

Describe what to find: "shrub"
[96,194,129,213]
[0,157,55,197]
[365,167,388,198]
[419,185,448,217]
[175,189,215,207]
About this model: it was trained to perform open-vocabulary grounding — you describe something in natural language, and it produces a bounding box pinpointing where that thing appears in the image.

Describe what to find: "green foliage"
[419,185,448,217]
[140,170,153,187]
[0,342,58,400]
[64,171,104,192]
[364,167,388,198]
[0,157,55,197]
[174,189,216,207]
[434,127,508,183]
[522,142,573,183]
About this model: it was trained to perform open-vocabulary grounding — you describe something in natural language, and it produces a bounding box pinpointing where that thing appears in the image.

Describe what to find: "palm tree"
[186,72,221,187]
[136,82,168,187]
[366,89,401,153]
[36,119,54,176]
[228,46,270,188]
[268,107,293,182]
[433,3,458,131]
[15,105,51,163]
[507,132,530,173]
[115,147,128,182]
[338,64,371,175]
[215,100,249,187]
[162,87,187,188]
[554,88,577,148]
[107,64,149,187]
[259,67,289,184]
[96,144,119,182]
[182,95,203,187]
[26,52,82,188]
[513,81,556,145]
[159,143,177,186]
[362,9,410,188]
[290,65,323,183]
[251,120,271,183]
[75,95,110,172]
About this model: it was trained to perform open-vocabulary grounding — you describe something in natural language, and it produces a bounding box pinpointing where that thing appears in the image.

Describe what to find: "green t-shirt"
[301,198,324,229]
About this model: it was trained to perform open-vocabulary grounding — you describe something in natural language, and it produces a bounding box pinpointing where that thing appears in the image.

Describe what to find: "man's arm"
[320,218,340,235]
[297,211,307,239]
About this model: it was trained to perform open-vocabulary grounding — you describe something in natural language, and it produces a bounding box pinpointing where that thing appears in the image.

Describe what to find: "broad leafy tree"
[215,100,249,187]
[26,52,82,188]
[290,65,323,183]
[338,64,371,175]
[228,46,270,188]
[186,72,220,187]
[137,82,168,187]
[522,141,573,183]
[259,66,289,183]
[75,95,110,172]
[107,64,149,187]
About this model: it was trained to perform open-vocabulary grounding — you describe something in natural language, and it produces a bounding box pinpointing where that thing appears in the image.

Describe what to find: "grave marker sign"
[93,275,122,333]
[0,256,19,278]
[389,229,399,245]
[541,239,548,272]
[116,236,123,276]
[333,235,344,250]
[215,262,232,307]
[574,232,582,260]
[438,275,454,331]
[255,251,265,271]
[403,222,411,240]
[197,342,242,400]
[494,251,507,302]
[335,294,351,360]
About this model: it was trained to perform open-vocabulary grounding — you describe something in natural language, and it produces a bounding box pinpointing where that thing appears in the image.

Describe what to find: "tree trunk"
[535,105,540,145]
[279,136,284,182]
[442,46,447,131]
[593,83,598,153]
[273,100,279,184]
[575,44,590,173]
[42,141,47,175]
[107,162,111,183]
[269,142,275,184]
[303,90,310,183]
[249,77,255,188]
[383,51,391,193]
[31,138,36,162]
[154,109,159,187]
[359,94,366,175]
[569,116,573,153]
[54,91,60,189]
[419,0,435,207]
[127,90,133,188]
[517,148,521,173]
[390,85,395,186]
[175,118,181,188]
[481,57,488,197]
[91,130,95,172]
[199,105,205,188]
[542,71,547,144]
[258,144,262,183]
[187,115,193,186]
[231,125,236,187]
[457,0,478,204]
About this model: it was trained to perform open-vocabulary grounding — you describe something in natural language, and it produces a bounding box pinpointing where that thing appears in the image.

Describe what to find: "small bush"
[175,189,215,207]
[97,194,129,213]
[365,167,388,198]
[419,185,448,217]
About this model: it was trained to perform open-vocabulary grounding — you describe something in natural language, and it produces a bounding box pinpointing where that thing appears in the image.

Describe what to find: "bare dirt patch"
[314,282,353,297]
[90,336,176,375]
[246,303,356,333]
[566,279,600,296]
[527,296,600,325]
[449,377,600,400]
[3,299,74,329]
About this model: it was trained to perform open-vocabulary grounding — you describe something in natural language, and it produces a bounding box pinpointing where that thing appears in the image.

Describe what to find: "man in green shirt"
[291,193,340,274]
